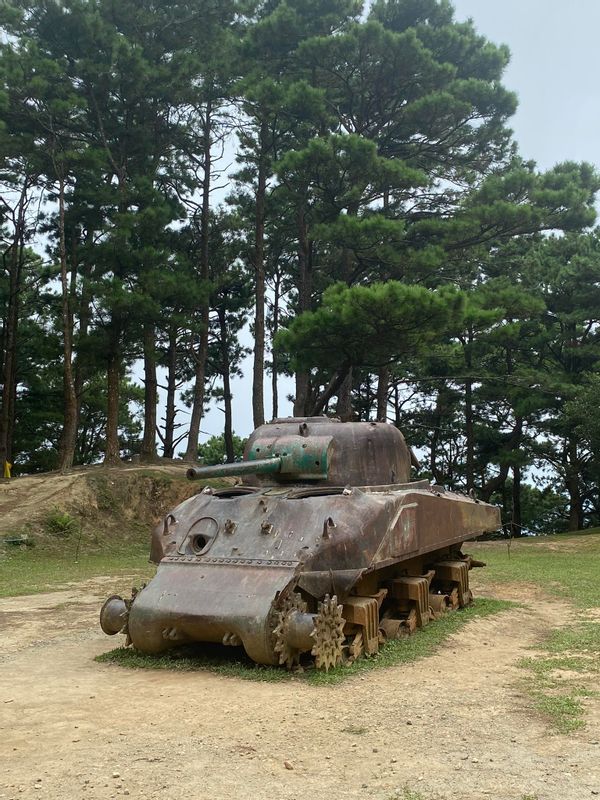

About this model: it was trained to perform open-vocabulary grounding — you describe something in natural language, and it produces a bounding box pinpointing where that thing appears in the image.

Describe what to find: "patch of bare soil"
[0,464,197,540]
[1,580,599,800]
[0,473,83,532]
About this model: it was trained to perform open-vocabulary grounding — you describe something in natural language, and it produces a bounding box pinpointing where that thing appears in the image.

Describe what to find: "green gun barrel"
[186,457,282,481]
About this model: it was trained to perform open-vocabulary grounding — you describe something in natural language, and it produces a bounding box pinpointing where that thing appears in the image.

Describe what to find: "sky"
[452,0,600,170]
[180,0,600,447]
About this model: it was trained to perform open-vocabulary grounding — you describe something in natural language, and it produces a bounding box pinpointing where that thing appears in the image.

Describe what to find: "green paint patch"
[96,597,516,684]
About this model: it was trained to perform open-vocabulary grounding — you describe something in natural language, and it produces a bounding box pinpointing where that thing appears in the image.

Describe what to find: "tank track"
[271,554,482,671]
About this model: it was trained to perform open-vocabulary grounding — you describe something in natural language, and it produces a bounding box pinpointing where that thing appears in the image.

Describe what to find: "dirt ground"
[1,578,599,800]
[0,464,196,539]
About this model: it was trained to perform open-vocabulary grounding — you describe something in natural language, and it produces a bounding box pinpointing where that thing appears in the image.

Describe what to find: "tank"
[100,417,501,670]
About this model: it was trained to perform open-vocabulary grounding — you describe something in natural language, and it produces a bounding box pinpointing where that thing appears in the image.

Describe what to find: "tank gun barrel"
[187,435,332,483]
[186,457,281,481]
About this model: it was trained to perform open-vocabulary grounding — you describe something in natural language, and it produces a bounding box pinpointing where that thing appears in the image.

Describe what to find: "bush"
[44,508,79,538]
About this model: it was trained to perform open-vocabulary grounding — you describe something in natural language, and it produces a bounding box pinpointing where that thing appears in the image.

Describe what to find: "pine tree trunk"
[393,383,401,426]
[7,371,16,465]
[73,237,93,464]
[336,368,353,421]
[511,463,522,537]
[566,438,584,531]
[103,166,129,466]
[218,307,234,462]
[464,377,475,492]
[57,176,78,472]
[0,183,28,470]
[294,207,311,416]
[140,323,158,462]
[376,366,389,422]
[104,323,122,465]
[271,272,280,420]
[294,373,310,418]
[430,389,443,485]
[163,323,177,458]
[464,331,475,492]
[184,102,212,461]
[311,364,352,416]
[184,333,209,462]
[252,119,268,429]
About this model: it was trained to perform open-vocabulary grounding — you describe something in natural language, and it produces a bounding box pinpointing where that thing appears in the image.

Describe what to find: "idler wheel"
[99,586,142,646]
[100,595,128,636]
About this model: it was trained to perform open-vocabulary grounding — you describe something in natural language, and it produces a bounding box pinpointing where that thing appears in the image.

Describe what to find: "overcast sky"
[452,0,600,169]
[189,0,600,444]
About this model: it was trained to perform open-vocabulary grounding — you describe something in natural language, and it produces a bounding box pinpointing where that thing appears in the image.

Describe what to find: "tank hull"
[113,482,500,665]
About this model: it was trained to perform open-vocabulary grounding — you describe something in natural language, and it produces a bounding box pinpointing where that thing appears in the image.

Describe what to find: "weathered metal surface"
[245,418,411,487]
[187,435,332,482]
[100,416,501,669]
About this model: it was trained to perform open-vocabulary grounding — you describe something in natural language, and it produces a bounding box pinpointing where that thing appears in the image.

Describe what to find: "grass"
[0,542,155,597]
[341,725,368,735]
[470,533,600,608]
[96,596,516,685]
[514,622,600,733]
[395,790,427,800]
[470,533,600,733]
[43,508,80,538]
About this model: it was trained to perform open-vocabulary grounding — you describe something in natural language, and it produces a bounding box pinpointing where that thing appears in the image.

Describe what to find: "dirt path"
[1,580,599,800]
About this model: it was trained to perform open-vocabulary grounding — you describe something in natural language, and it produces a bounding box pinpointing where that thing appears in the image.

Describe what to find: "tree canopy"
[1,0,599,532]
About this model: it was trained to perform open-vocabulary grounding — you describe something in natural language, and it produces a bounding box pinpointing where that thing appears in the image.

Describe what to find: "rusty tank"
[100,417,500,670]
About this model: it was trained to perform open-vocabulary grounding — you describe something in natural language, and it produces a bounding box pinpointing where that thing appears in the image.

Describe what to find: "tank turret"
[186,416,411,486]
[100,417,500,670]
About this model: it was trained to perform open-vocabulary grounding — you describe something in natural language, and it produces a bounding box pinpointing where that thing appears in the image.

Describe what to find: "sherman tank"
[100,417,500,670]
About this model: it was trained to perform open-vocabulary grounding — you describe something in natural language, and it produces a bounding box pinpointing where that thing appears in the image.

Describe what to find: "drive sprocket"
[272,591,308,669]
[311,594,345,672]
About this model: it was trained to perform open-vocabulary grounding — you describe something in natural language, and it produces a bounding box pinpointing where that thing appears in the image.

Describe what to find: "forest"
[0,0,599,534]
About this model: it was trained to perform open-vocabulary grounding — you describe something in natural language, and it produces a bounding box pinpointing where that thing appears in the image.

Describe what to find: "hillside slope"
[0,464,210,547]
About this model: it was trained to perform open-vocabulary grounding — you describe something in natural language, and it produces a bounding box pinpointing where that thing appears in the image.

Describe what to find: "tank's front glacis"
[99,417,501,668]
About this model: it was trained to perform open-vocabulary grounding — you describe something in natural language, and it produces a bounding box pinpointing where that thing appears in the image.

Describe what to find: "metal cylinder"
[186,457,282,481]
[428,593,450,613]
[286,611,317,652]
[100,595,128,636]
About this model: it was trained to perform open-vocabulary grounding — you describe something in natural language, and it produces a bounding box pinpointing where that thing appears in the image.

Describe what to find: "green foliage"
[197,433,247,465]
[0,0,599,536]
[43,509,79,538]
[490,482,570,536]
[565,373,600,478]
[277,281,465,372]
